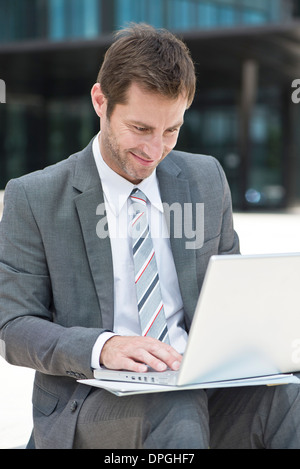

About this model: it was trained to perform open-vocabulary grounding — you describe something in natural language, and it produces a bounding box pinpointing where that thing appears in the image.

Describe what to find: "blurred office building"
[1,0,300,210]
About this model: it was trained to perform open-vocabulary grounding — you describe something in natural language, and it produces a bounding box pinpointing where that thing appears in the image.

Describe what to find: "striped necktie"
[130,188,170,344]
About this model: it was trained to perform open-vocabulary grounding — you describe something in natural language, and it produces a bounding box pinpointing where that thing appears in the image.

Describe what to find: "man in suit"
[1,23,300,449]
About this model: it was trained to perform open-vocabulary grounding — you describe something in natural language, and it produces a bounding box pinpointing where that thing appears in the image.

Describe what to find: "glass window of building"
[114,0,287,32]
[48,0,100,40]
[0,0,291,42]
[115,0,164,29]
[0,0,46,42]
[1,0,298,210]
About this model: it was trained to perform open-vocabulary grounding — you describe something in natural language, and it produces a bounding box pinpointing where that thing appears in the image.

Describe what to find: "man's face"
[98,82,188,184]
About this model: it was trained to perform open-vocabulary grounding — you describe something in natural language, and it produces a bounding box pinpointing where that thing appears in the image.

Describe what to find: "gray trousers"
[73,381,300,449]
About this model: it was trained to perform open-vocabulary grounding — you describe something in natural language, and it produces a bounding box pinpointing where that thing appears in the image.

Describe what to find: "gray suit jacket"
[0,138,239,448]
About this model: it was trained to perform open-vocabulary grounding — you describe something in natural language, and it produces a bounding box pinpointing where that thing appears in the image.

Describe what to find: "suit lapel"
[72,140,114,330]
[157,156,199,329]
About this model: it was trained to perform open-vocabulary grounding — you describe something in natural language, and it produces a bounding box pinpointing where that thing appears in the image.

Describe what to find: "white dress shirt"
[91,134,188,368]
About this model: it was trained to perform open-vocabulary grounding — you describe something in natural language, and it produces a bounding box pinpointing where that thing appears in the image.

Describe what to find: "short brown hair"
[97,23,196,118]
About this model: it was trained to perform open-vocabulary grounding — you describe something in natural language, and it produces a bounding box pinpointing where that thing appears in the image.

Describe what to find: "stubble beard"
[100,125,159,184]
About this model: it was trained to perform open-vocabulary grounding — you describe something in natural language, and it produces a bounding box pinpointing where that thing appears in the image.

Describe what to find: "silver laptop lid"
[177,253,300,385]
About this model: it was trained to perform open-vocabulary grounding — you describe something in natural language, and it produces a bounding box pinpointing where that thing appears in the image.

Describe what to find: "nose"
[144,135,164,162]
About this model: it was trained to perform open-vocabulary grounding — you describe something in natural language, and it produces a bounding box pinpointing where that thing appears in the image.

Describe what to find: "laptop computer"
[93,252,300,388]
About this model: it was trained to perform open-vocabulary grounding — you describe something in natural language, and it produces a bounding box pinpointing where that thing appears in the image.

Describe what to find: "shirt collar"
[92,132,163,216]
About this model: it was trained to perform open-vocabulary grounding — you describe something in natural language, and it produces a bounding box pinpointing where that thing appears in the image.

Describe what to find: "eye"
[134,126,148,132]
[166,128,179,135]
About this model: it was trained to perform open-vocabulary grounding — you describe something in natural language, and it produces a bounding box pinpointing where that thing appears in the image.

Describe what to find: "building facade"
[1,0,300,209]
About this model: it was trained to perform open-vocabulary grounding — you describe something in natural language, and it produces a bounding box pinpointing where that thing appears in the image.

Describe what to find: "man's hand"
[100,335,182,373]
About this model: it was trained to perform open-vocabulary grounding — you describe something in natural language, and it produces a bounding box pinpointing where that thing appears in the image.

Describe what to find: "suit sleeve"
[0,179,101,379]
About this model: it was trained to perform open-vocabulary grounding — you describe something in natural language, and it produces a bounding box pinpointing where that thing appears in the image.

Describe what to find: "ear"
[91,83,107,118]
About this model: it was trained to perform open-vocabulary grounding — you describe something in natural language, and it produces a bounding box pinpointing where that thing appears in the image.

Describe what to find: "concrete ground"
[0,189,300,448]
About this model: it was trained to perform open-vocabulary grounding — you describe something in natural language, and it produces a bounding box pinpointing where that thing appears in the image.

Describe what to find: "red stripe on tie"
[132,211,144,227]
[144,304,164,337]
[131,196,146,204]
[135,251,155,283]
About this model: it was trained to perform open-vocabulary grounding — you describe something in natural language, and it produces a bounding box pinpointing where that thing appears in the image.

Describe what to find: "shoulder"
[161,149,226,184]
[2,140,97,224]
[13,149,81,190]
[4,139,94,199]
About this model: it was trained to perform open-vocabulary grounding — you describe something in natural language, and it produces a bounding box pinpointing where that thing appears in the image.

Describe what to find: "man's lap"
[73,387,209,449]
[208,381,300,449]
[73,380,300,449]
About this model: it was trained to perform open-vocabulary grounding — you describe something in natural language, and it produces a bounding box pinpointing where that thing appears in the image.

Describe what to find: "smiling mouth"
[130,151,156,167]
